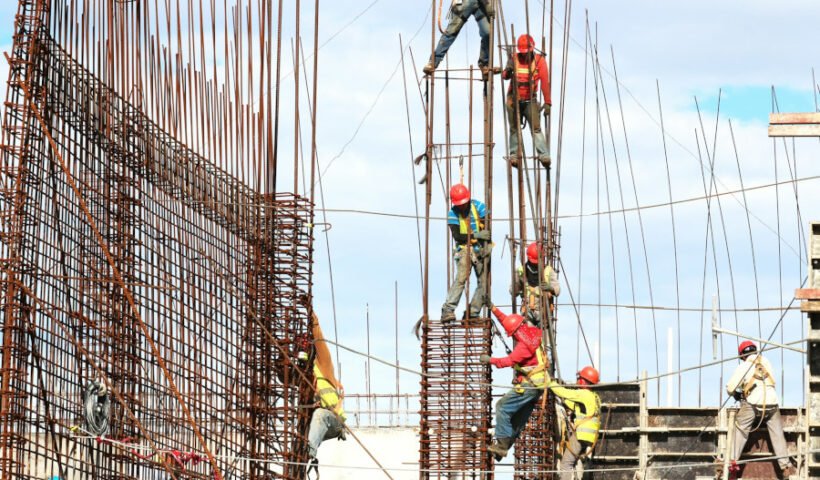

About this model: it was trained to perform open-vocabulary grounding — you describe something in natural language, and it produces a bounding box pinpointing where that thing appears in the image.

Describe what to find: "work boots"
[506,155,520,169]
[487,437,512,460]
[441,311,456,324]
[423,61,436,76]
[538,154,551,168]
[781,465,797,478]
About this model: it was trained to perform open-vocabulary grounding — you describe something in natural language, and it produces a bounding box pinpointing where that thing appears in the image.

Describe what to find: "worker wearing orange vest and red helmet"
[502,34,551,169]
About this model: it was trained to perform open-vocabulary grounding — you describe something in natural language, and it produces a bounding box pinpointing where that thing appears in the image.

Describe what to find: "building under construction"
[1,0,820,479]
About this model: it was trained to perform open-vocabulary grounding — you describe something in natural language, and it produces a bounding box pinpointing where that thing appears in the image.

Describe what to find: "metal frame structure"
[0,0,319,478]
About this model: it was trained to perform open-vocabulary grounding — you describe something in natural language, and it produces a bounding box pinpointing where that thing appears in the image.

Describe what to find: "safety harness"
[558,389,601,460]
[742,356,775,399]
[514,345,548,389]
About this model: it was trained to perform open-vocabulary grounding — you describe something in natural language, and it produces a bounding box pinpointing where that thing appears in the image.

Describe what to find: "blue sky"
[2,0,820,417]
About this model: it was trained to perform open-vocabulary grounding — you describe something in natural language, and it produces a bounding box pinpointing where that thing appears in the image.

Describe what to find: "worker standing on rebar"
[481,306,548,459]
[423,0,495,76]
[441,183,491,323]
[514,242,560,324]
[503,34,551,169]
[307,312,347,465]
[724,341,795,478]
[553,366,601,480]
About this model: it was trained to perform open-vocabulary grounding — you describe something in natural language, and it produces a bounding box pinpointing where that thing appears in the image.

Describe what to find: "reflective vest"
[514,345,548,388]
[457,203,483,236]
[549,382,601,445]
[513,55,540,101]
[456,202,484,252]
[314,365,346,421]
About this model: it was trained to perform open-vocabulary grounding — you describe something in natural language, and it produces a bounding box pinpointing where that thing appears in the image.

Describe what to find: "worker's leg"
[559,432,582,480]
[507,100,520,156]
[468,247,487,316]
[732,401,757,462]
[431,10,467,67]
[442,248,472,317]
[494,387,535,440]
[764,406,792,469]
[509,388,542,442]
[472,7,491,67]
[523,99,549,159]
[308,409,342,458]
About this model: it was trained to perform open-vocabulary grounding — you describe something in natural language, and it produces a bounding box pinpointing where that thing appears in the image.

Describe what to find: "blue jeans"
[432,0,490,67]
[494,385,543,441]
[308,408,344,458]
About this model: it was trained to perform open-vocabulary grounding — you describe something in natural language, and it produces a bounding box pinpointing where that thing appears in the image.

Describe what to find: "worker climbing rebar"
[306,312,347,476]
[481,306,549,459]
[441,183,491,323]
[514,241,560,324]
[503,34,551,168]
[722,341,795,479]
[423,0,495,76]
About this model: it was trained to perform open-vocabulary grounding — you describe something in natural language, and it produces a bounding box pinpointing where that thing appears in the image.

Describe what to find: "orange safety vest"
[513,55,540,101]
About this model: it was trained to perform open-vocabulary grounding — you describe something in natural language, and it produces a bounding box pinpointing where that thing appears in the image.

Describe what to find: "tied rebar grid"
[0,13,315,480]
[512,396,556,479]
[420,319,494,479]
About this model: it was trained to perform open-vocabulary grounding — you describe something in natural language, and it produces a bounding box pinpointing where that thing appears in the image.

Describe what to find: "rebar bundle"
[0,0,319,478]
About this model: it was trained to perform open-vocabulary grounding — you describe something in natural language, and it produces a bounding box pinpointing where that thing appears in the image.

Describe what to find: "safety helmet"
[526,242,541,264]
[517,34,535,54]
[738,340,757,357]
[450,184,471,207]
[577,366,600,385]
[500,313,525,337]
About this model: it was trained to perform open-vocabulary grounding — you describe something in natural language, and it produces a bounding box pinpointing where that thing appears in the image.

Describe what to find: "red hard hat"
[500,313,525,337]
[738,340,757,356]
[450,184,471,206]
[526,242,541,264]
[517,34,535,54]
[577,366,600,385]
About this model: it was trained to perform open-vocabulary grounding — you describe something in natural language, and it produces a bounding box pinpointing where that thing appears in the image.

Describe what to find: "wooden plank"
[796,288,820,299]
[802,300,820,313]
[768,124,820,137]
[769,112,820,124]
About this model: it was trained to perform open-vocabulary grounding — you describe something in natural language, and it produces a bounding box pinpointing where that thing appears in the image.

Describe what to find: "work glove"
[473,230,491,241]
[479,354,492,364]
[502,67,513,79]
[732,391,743,402]
[542,103,551,115]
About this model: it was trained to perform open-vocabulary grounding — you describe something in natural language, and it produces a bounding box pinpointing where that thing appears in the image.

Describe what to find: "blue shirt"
[448,200,488,251]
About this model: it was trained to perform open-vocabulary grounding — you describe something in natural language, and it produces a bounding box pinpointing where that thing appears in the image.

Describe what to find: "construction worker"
[502,34,551,168]
[724,341,795,478]
[307,313,347,463]
[441,183,490,323]
[552,366,601,480]
[481,306,548,459]
[423,0,494,76]
[514,242,560,323]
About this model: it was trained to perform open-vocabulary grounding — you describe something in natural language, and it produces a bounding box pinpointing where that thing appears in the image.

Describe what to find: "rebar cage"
[0,1,316,478]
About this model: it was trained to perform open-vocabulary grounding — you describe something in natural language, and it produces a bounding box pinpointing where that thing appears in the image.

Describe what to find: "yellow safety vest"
[549,382,601,445]
[514,346,548,389]
[457,203,483,235]
[314,365,346,421]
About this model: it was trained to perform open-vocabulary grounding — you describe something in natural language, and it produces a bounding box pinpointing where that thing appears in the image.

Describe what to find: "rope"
[82,380,110,436]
